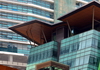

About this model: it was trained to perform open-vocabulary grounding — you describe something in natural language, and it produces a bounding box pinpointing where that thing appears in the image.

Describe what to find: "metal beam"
[41,25,47,43]
[26,26,35,47]
[30,25,36,47]
[94,19,100,23]
[66,20,72,36]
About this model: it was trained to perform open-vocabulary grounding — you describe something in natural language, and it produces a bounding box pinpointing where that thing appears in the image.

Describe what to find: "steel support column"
[66,20,72,36]
[92,7,95,29]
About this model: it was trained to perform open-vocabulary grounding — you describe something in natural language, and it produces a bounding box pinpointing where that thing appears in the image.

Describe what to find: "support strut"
[66,20,72,36]
[41,25,47,43]
[92,7,95,29]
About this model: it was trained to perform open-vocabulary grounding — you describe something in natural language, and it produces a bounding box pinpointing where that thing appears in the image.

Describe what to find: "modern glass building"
[0,0,54,55]
[0,0,54,70]
[9,1,100,70]
[27,41,58,70]
[59,30,99,70]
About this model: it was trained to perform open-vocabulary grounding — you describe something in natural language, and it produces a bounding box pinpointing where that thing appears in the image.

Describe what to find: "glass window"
[79,42,82,50]
[66,46,70,53]
[86,38,92,47]
[81,40,86,49]
[92,38,98,47]
[84,55,89,64]
[79,57,84,65]
[0,2,54,18]
[75,58,79,66]
[0,30,28,41]
[71,59,75,67]
[67,60,72,67]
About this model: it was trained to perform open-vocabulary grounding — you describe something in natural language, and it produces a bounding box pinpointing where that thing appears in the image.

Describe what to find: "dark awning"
[9,20,67,45]
[9,20,53,45]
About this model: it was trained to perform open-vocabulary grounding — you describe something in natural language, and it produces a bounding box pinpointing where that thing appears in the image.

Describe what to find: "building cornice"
[0,28,14,33]
[0,51,24,56]
[0,18,24,23]
[43,0,54,3]
[0,38,34,45]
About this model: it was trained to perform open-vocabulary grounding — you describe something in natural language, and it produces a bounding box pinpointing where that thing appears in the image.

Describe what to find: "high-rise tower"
[0,0,54,70]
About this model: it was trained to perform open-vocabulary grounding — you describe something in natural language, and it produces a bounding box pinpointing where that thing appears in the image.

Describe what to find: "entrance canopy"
[9,1,100,45]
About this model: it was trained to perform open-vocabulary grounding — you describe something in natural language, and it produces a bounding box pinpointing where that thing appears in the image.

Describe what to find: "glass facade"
[27,30,100,70]
[59,30,100,70]
[0,42,31,55]
[27,41,58,70]
[0,2,54,19]
[0,21,31,55]
[0,31,28,41]
[0,21,17,28]
[6,0,54,9]
[0,12,53,23]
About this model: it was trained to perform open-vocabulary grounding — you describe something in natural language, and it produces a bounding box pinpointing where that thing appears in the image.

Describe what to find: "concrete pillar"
[9,55,13,63]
